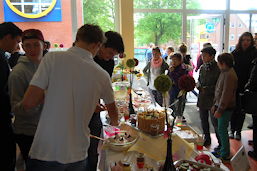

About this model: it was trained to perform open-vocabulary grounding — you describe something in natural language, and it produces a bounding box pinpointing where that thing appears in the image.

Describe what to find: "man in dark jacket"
[87,31,124,171]
[0,22,22,171]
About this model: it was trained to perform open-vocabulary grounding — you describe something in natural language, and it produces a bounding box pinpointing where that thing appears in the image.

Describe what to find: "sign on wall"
[3,0,62,22]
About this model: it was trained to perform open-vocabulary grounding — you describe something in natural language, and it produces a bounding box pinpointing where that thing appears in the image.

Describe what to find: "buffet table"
[98,112,229,171]
[97,81,229,171]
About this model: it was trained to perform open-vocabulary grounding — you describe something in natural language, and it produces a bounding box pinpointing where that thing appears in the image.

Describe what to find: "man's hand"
[106,102,119,126]
[214,111,222,118]
[211,106,217,115]
[94,104,106,113]
[110,162,123,171]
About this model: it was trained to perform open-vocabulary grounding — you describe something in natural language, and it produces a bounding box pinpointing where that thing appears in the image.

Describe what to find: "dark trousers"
[199,109,221,145]
[15,134,34,162]
[87,112,102,171]
[27,158,87,171]
[151,89,163,106]
[0,121,16,171]
[253,115,257,153]
[230,93,245,133]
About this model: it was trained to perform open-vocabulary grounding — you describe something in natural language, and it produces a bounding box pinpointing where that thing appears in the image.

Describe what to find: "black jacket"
[232,47,257,93]
[245,58,257,92]
[0,50,12,123]
[94,55,114,77]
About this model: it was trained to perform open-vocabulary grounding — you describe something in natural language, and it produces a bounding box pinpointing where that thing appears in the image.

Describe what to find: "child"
[197,47,221,147]
[212,53,238,161]
[168,53,187,116]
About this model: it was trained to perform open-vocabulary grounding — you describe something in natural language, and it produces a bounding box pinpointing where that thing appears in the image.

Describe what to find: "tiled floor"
[183,94,256,171]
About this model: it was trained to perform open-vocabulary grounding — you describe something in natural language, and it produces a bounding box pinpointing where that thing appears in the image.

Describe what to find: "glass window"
[83,0,115,31]
[186,0,226,10]
[11,0,22,2]
[187,14,223,63]
[134,0,182,9]
[230,34,235,40]
[228,14,250,52]
[14,5,21,11]
[134,12,182,69]
[230,23,235,28]
[251,15,257,34]
[231,0,257,10]
[10,0,52,14]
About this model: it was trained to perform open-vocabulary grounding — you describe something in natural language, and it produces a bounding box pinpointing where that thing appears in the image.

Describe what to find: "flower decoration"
[119,53,126,58]
[54,43,58,48]
[178,75,196,92]
[126,59,136,68]
[154,74,173,93]
[134,58,139,66]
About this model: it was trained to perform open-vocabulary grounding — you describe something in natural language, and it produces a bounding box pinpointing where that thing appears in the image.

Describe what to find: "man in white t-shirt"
[21,24,119,171]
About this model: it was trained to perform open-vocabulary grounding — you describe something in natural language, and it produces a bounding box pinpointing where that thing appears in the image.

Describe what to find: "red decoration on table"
[195,153,212,165]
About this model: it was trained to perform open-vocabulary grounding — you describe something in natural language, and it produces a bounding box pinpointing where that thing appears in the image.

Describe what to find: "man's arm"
[106,102,119,126]
[22,85,44,111]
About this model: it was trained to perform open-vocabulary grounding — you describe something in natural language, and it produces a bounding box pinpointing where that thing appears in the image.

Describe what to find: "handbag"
[241,90,257,114]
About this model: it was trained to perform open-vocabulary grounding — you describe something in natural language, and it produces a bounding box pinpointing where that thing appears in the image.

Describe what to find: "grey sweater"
[8,56,43,136]
[214,67,238,114]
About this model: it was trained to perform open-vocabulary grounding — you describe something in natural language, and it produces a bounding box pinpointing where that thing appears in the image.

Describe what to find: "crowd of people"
[142,32,257,162]
[0,20,257,171]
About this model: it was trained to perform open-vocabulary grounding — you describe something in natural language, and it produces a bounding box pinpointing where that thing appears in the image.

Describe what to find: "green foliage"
[83,0,115,31]
[135,12,182,46]
[134,0,182,9]
[154,74,173,93]
[126,59,136,68]
[83,0,200,46]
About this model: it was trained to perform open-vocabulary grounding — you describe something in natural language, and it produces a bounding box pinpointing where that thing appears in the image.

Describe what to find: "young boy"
[168,53,188,116]
[8,29,46,165]
[212,53,238,161]
[197,47,221,147]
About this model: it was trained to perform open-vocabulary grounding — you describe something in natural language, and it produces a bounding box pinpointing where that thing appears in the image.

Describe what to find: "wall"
[0,0,83,49]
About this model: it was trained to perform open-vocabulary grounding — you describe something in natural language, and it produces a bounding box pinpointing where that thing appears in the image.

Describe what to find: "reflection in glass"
[10,0,22,2]
[9,0,53,14]
[24,5,35,14]
[24,0,39,2]
[186,0,225,10]
[14,5,22,11]
[187,14,223,60]
[134,0,182,9]
[251,15,257,35]
[228,14,250,52]
[231,0,257,10]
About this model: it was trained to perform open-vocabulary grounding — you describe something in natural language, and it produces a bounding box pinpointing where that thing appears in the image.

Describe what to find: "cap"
[22,29,44,42]
[201,47,216,56]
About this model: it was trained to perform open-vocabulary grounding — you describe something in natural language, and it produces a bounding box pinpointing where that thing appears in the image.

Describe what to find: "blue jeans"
[27,158,87,171]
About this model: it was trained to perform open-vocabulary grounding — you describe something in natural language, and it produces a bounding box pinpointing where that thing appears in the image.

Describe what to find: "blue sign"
[3,0,62,22]
[205,22,215,33]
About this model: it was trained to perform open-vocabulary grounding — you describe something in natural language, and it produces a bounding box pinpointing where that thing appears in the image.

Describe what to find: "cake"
[137,110,165,135]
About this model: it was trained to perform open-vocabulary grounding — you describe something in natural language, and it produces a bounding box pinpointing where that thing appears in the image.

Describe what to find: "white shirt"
[149,67,161,90]
[29,46,114,163]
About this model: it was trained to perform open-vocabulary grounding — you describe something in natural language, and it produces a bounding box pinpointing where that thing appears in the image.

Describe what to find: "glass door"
[187,14,224,63]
